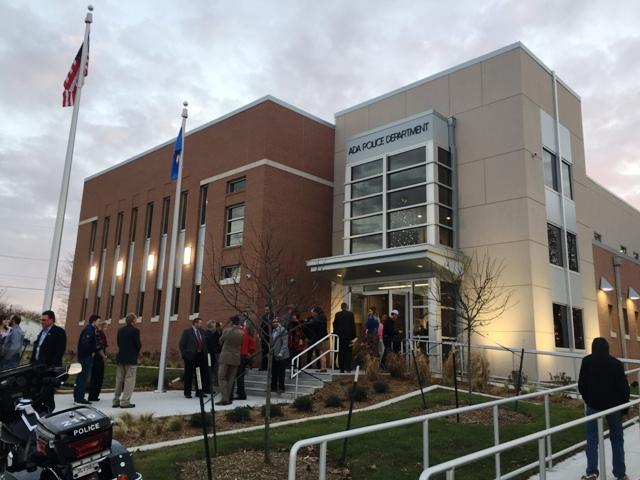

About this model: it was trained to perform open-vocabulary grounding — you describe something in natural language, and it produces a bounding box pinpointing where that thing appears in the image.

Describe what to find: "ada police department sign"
[346,112,436,164]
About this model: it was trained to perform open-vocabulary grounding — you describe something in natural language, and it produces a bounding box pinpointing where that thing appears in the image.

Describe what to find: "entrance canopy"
[306,244,461,282]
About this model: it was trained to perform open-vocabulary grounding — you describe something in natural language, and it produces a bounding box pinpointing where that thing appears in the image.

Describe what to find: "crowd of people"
[0,314,25,370]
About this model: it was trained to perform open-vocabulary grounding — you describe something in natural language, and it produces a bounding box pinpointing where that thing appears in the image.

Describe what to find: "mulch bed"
[410,404,531,425]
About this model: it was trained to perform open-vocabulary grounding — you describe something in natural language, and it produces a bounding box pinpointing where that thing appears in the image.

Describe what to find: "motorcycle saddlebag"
[35,406,112,464]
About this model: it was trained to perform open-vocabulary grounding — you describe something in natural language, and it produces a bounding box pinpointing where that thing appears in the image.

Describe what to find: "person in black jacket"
[205,320,222,386]
[179,317,208,398]
[578,337,630,480]
[333,303,355,373]
[381,310,397,369]
[73,314,99,405]
[32,310,67,412]
[305,306,327,370]
[112,313,141,409]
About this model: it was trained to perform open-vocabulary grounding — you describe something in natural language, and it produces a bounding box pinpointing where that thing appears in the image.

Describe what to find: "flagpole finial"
[182,101,189,119]
[88,5,94,11]
[183,101,188,107]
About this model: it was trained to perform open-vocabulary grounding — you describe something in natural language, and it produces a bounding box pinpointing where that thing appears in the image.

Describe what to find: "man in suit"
[73,314,99,405]
[333,302,356,373]
[113,313,141,409]
[0,315,25,370]
[32,310,67,412]
[216,315,244,405]
[179,317,208,398]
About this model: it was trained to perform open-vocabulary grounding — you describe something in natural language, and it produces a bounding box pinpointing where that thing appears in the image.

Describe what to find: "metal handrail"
[290,333,339,397]
[419,398,640,479]
[287,366,640,480]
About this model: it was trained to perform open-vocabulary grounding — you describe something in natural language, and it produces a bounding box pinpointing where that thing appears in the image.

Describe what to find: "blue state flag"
[170,127,183,180]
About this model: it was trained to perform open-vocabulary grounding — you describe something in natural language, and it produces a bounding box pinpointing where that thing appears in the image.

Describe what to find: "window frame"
[220,264,241,284]
[547,223,564,267]
[543,148,559,191]
[225,203,245,247]
[227,177,246,194]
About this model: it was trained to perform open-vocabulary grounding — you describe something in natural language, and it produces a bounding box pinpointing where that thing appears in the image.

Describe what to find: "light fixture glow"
[414,283,429,287]
[116,260,124,277]
[183,246,192,265]
[378,284,411,290]
[417,264,423,268]
[629,287,640,301]
[375,269,382,273]
[417,214,423,218]
[446,216,451,221]
[89,265,97,281]
[336,273,343,278]
[599,276,614,292]
[147,254,155,272]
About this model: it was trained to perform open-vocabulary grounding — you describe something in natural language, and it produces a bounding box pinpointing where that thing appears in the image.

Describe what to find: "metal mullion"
[346,230,384,240]
[345,191,383,204]
[382,153,388,249]
[346,211,383,222]
[386,223,428,234]
[387,202,428,214]
[346,173,383,185]
[386,181,428,195]
[387,161,427,175]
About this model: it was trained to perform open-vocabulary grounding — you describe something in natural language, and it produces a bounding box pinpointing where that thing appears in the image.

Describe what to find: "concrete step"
[244,374,324,388]
[244,380,316,395]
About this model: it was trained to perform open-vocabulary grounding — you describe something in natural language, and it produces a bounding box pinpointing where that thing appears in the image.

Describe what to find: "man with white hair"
[0,315,24,369]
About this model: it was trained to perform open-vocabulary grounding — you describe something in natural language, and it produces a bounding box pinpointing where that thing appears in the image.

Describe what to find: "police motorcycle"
[0,363,142,480]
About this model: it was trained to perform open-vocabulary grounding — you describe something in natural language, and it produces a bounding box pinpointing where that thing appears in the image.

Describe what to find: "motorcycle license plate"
[72,463,99,479]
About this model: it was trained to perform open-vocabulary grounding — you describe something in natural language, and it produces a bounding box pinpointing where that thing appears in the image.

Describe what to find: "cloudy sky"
[1,0,639,314]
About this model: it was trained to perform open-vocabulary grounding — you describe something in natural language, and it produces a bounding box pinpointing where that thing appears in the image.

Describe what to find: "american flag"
[62,41,89,107]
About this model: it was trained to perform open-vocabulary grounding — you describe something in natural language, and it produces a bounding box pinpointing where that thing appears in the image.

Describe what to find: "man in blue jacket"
[74,314,99,405]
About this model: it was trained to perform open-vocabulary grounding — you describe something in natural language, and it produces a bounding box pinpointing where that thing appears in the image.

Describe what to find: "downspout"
[448,117,458,251]
[613,255,628,359]
[552,72,578,380]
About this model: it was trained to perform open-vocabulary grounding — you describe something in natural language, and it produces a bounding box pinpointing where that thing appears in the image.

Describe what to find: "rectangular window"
[620,245,627,255]
[387,227,426,248]
[94,297,101,316]
[567,232,579,272]
[547,223,563,267]
[222,265,241,282]
[439,206,453,227]
[438,165,452,187]
[388,186,426,210]
[89,221,98,253]
[152,289,162,316]
[543,149,559,191]
[554,304,585,348]
[561,161,573,199]
[191,284,201,314]
[439,227,454,247]
[352,159,382,180]
[440,282,456,338]
[388,206,426,230]
[101,217,110,250]
[225,204,245,247]
[438,185,452,206]
[351,196,382,217]
[227,177,246,193]
[608,304,614,333]
[198,185,208,226]
[144,202,154,239]
[388,146,425,172]
[593,231,602,242]
[80,298,88,323]
[573,308,585,349]
[351,214,382,235]
[623,308,629,336]
[437,147,451,167]
[172,287,180,315]
[352,176,383,198]
[179,191,188,230]
[120,293,129,318]
[129,208,138,243]
[161,197,171,235]
[350,234,382,253]
[136,291,145,317]
[387,165,425,190]
[115,212,124,247]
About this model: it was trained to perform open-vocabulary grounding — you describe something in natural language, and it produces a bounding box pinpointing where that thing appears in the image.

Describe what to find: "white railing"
[419,398,640,479]
[287,366,640,480]
[290,333,339,397]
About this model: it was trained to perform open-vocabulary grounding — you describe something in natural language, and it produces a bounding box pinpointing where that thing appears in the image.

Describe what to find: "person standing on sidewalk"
[217,315,244,406]
[32,310,66,412]
[234,318,256,400]
[0,315,24,370]
[74,314,99,405]
[578,337,630,480]
[270,316,289,393]
[333,303,355,373]
[180,317,208,398]
[88,318,108,402]
[113,313,141,409]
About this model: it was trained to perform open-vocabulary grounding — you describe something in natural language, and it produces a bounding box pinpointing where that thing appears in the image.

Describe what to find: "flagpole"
[157,102,189,392]
[42,5,93,312]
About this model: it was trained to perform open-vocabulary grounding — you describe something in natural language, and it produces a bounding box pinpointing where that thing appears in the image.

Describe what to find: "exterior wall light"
[183,246,192,265]
[629,287,640,301]
[89,265,97,281]
[147,254,155,272]
[116,260,124,277]
[599,276,614,292]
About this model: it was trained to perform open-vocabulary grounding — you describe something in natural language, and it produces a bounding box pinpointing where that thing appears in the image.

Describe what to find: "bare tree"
[433,252,514,400]
[205,227,325,465]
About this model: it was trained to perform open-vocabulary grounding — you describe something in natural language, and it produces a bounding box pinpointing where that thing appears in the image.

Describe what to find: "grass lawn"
[134,389,585,480]
[61,362,183,391]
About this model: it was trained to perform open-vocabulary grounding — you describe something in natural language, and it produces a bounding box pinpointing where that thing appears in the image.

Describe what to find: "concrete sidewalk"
[55,390,289,418]
[528,423,640,480]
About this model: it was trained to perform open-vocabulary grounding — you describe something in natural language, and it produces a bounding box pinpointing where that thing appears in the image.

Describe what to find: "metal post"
[208,353,218,456]
[340,366,360,464]
[544,394,553,468]
[422,419,429,470]
[597,417,606,477]
[514,348,525,412]
[538,438,546,480]
[196,367,213,480]
[452,350,460,422]
[493,405,501,479]
[445,469,455,480]
[319,441,327,480]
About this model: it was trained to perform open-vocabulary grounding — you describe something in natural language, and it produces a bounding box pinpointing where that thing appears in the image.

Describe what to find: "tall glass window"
[561,161,573,199]
[225,204,244,246]
[543,149,559,191]
[567,231,579,272]
[547,223,563,267]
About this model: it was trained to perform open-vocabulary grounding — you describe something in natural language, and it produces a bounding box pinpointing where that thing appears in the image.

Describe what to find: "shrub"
[225,406,252,423]
[373,380,389,394]
[364,355,380,382]
[548,371,571,386]
[292,395,313,412]
[410,351,432,385]
[325,394,342,408]
[166,417,183,432]
[470,353,490,392]
[153,420,166,435]
[117,412,135,431]
[346,384,368,402]
[386,352,405,379]
[261,404,284,417]
[442,352,455,386]
[189,412,212,428]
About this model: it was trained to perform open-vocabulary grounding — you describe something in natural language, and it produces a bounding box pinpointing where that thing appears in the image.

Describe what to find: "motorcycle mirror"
[67,363,82,375]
